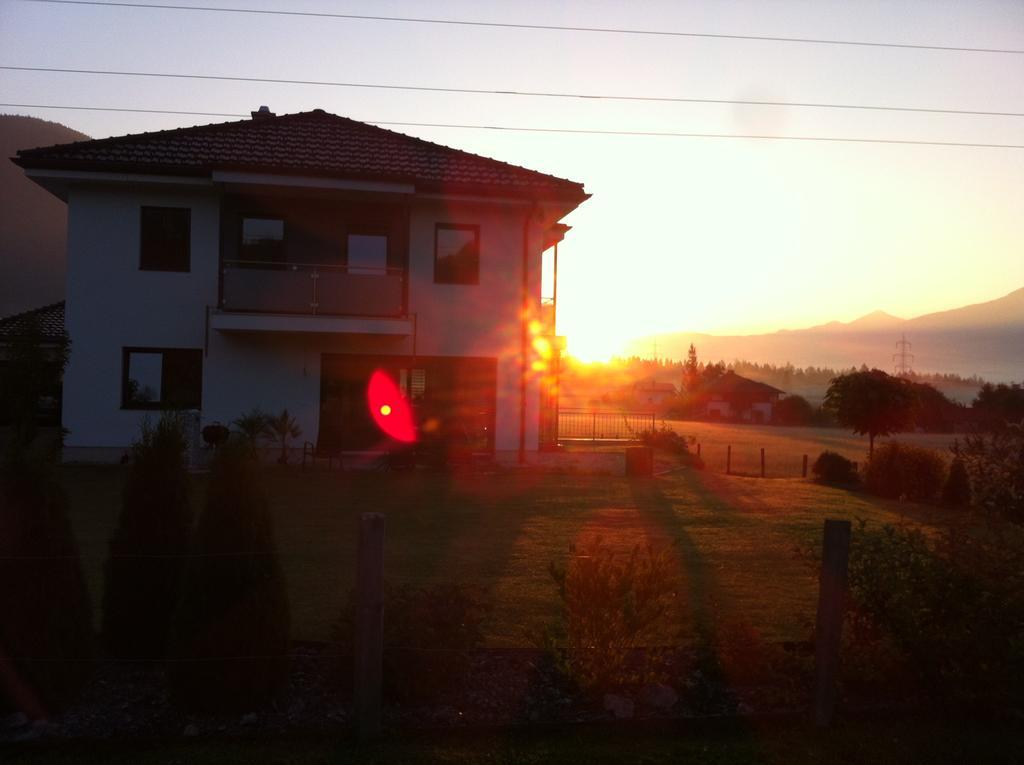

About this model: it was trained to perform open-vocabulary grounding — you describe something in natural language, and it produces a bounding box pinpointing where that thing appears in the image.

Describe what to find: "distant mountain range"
[627,287,1024,383]
[0,114,89,317]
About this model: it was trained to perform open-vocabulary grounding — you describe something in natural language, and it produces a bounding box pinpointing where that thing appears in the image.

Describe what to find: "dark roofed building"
[703,371,785,423]
[632,379,677,407]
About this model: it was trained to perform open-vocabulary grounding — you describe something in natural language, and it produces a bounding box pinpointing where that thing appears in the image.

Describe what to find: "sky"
[2,0,1023,361]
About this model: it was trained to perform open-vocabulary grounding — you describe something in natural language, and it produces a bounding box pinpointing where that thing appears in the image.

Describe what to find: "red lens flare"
[367,370,416,443]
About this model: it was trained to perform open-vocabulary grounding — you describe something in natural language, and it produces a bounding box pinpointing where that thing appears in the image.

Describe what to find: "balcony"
[213,260,411,336]
[222,260,405,316]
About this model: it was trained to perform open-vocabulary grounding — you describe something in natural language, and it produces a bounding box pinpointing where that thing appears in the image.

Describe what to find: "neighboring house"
[703,372,785,423]
[632,379,677,407]
[0,301,66,424]
[12,108,588,462]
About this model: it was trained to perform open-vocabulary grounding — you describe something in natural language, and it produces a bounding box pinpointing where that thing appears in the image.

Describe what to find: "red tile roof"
[0,301,65,341]
[13,109,588,202]
[704,371,786,396]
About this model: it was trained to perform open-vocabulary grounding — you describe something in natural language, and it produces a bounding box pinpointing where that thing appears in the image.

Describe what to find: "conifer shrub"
[102,414,192,660]
[864,442,947,503]
[811,450,859,484]
[167,439,290,712]
[941,457,972,508]
[0,449,94,715]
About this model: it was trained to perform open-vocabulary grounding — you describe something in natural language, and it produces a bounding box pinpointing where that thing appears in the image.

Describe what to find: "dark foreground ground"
[6,718,1024,764]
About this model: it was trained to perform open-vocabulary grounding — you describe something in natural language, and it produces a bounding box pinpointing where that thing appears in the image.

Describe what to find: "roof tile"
[0,301,65,340]
[14,110,587,201]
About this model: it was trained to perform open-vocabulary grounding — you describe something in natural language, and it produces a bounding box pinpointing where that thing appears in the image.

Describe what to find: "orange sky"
[3,1,1022,363]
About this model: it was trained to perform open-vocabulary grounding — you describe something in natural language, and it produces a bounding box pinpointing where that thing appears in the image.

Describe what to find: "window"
[347,232,388,274]
[240,217,285,265]
[140,206,190,271]
[122,348,202,409]
[434,224,479,284]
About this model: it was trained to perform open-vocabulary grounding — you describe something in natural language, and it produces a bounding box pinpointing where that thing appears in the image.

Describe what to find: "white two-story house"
[13,107,588,463]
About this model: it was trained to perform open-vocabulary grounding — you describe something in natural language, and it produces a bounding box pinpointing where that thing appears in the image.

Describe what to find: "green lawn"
[664,420,956,478]
[60,462,952,646]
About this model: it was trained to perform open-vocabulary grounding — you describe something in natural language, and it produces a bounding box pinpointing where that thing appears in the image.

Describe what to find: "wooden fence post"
[802,454,809,478]
[814,519,851,728]
[726,445,732,475]
[354,512,386,741]
[760,448,765,478]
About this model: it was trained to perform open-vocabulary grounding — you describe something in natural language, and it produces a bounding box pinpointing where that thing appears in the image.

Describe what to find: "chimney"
[251,106,275,120]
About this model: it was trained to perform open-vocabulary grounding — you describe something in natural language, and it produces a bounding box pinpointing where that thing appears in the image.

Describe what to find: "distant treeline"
[595,355,988,393]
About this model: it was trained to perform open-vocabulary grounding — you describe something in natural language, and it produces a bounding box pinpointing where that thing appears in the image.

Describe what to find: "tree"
[973,382,1024,431]
[0,316,69,455]
[265,408,302,465]
[701,361,726,386]
[908,381,962,433]
[683,344,700,393]
[824,369,916,457]
[231,408,270,449]
[773,394,815,426]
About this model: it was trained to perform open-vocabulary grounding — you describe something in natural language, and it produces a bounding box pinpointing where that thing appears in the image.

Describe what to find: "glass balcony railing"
[220,260,405,317]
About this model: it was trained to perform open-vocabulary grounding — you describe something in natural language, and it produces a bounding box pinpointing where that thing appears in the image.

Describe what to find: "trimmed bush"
[102,414,192,659]
[864,442,947,503]
[334,582,487,702]
[543,537,677,693]
[638,426,705,469]
[811,450,858,484]
[167,440,290,712]
[941,457,971,508]
[0,451,94,715]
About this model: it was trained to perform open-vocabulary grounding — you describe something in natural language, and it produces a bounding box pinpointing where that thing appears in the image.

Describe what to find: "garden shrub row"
[815,442,978,511]
[845,520,1024,709]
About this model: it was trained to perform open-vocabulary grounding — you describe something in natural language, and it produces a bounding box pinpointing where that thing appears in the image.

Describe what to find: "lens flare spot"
[367,370,416,443]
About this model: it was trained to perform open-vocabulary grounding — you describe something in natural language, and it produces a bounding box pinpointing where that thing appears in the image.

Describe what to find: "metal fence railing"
[558,409,656,442]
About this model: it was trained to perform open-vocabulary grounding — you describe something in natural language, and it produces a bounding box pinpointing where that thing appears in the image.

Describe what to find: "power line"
[20,0,1024,56]
[3,65,1022,119]
[3,102,1023,150]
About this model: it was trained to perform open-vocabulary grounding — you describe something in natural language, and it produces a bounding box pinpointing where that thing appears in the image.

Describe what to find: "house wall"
[60,183,547,461]
[62,184,219,458]
[706,400,732,419]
